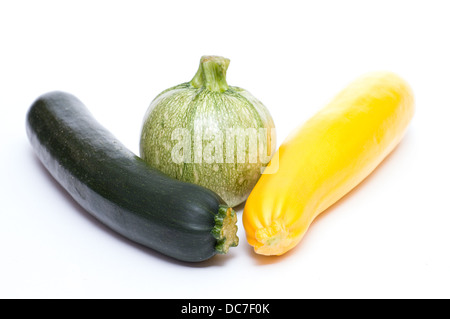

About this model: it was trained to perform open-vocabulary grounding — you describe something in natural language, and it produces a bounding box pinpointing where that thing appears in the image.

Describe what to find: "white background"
[1,0,449,299]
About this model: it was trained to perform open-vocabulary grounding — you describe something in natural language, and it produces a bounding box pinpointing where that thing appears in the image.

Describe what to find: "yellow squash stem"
[243,72,415,256]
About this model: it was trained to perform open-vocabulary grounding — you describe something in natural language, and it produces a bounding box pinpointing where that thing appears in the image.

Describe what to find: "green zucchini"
[26,91,238,262]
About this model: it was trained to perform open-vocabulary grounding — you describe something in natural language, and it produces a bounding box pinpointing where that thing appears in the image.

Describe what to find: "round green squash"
[140,56,276,207]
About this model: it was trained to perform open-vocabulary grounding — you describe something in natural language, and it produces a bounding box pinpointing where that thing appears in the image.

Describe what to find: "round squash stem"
[211,205,239,254]
[190,55,230,92]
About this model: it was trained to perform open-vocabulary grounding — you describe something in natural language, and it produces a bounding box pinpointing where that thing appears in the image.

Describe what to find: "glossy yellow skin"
[243,72,415,256]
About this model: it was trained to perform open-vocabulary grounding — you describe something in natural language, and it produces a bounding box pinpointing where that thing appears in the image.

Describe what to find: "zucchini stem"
[211,205,239,254]
[190,55,230,92]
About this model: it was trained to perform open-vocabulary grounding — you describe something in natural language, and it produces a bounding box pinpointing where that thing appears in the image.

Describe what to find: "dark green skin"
[26,91,227,262]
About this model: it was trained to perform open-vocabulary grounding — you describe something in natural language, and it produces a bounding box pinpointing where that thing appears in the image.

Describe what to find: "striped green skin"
[140,75,276,207]
[26,91,238,262]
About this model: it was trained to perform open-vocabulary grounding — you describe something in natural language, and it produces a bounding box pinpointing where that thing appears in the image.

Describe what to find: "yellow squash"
[243,72,415,256]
